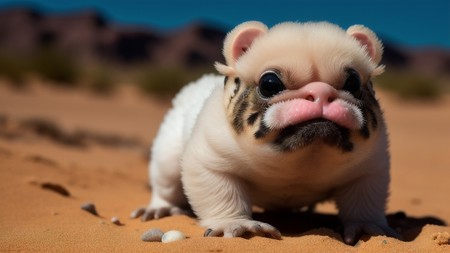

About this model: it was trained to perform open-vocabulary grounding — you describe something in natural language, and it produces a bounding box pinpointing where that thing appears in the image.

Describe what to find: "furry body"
[133,21,398,244]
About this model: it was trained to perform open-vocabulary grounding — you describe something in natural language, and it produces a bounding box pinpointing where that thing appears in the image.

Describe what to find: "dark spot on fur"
[254,121,270,139]
[360,123,370,139]
[250,91,268,113]
[360,80,380,139]
[247,112,260,126]
[224,76,229,86]
[232,101,248,133]
[367,107,378,129]
[228,77,242,105]
[248,91,270,139]
[355,81,381,139]
[362,82,380,109]
[233,81,241,97]
[231,87,251,133]
[273,119,353,152]
[358,105,378,139]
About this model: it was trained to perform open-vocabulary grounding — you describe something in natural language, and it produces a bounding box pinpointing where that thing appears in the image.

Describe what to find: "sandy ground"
[0,79,449,252]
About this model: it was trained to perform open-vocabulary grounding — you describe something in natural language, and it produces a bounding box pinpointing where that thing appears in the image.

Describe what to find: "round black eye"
[258,72,285,98]
[343,69,361,97]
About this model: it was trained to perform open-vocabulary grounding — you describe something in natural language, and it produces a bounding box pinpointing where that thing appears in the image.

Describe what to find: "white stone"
[110,216,121,225]
[161,230,186,243]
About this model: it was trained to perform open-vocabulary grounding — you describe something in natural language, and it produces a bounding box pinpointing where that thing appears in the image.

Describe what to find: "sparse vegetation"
[375,71,442,100]
[1,50,445,102]
[30,49,80,86]
[0,49,82,87]
[0,54,28,87]
[136,66,210,97]
[0,51,214,96]
[86,67,116,95]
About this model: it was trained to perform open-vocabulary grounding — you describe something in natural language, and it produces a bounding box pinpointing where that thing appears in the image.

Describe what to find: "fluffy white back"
[148,74,223,207]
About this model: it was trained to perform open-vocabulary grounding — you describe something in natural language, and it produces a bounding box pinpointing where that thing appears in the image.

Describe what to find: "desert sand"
[0,79,449,252]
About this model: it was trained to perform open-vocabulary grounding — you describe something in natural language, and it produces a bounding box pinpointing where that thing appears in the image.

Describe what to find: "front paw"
[343,222,401,245]
[203,219,282,239]
[130,206,190,221]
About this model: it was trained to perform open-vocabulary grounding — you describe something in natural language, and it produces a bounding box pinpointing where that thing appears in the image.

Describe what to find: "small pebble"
[111,217,122,225]
[161,230,186,243]
[81,202,98,216]
[141,228,164,242]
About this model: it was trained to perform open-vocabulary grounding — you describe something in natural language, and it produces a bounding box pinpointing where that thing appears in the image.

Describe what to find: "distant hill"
[382,43,450,76]
[0,7,225,68]
[0,7,449,76]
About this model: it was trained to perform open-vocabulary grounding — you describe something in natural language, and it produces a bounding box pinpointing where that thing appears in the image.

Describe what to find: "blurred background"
[0,0,448,98]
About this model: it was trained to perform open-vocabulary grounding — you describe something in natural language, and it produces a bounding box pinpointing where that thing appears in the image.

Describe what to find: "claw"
[141,209,156,222]
[203,219,281,240]
[131,206,190,222]
[224,224,245,238]
[266,229,282,240]
[130,207,145,219]
[344,224,360,245]
[259,223,282,239]
[154,207,170,219]
[343,222,401,245]
[204,228,223,237]
[249,224,263,235]
[204,229,213,237]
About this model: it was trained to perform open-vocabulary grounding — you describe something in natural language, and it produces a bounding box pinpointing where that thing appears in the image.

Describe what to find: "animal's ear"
[347,25,383,65]
[223,21,268,67]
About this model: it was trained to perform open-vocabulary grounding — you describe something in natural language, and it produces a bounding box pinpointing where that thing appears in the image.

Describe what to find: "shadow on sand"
[253,210,446,242]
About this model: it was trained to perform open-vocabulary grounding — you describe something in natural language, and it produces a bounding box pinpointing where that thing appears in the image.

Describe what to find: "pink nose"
[301,82,338,105]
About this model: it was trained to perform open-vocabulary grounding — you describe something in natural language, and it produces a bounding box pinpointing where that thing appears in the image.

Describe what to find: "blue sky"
[1,0,449,48]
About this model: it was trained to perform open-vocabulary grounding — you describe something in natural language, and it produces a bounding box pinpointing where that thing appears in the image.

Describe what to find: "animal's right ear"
[215,21,268,75]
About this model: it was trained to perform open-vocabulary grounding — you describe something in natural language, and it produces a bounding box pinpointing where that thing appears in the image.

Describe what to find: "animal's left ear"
[347,25,383,65]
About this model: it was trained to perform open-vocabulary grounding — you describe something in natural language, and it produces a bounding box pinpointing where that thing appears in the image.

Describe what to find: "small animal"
[132,21,399,244]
